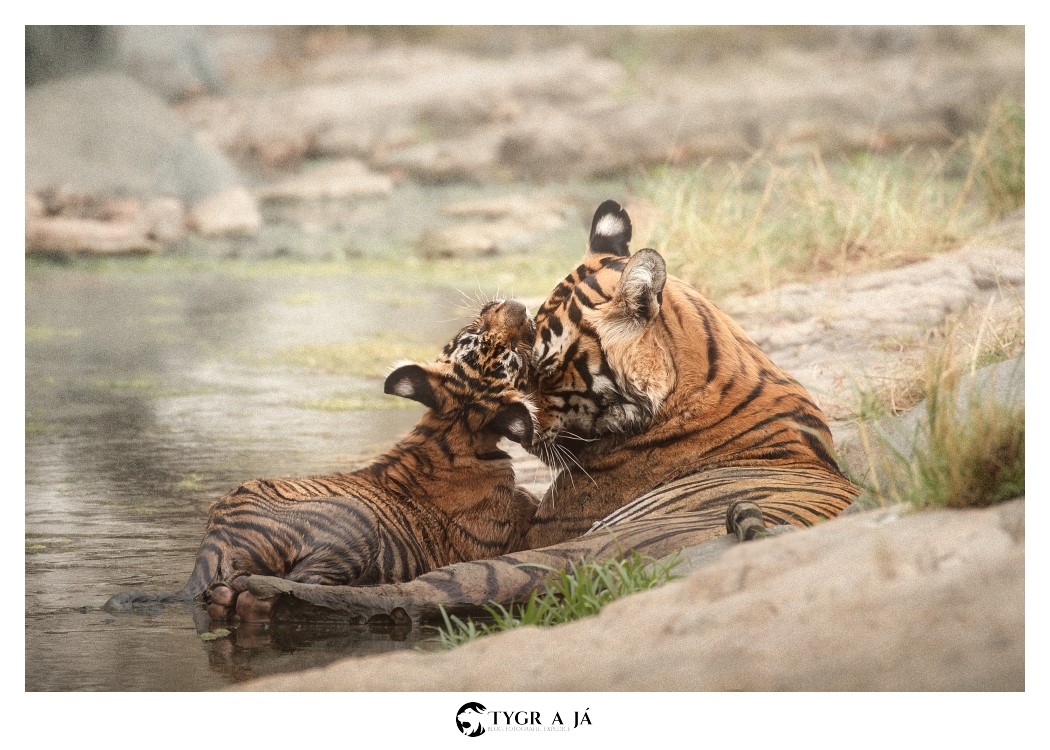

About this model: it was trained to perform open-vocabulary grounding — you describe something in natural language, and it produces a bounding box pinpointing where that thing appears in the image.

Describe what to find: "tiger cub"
[105,300,539,620]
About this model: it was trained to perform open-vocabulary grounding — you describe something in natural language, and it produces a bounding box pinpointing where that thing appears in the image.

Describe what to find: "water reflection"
[25,260,457,691]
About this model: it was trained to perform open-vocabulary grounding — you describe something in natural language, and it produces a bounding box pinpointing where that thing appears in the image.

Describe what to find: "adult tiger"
[522,199,857,548]
[104,300,539,621]
[232,200,859,623]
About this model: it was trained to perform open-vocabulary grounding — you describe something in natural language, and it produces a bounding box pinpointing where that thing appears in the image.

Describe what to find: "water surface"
[26,259,478,690]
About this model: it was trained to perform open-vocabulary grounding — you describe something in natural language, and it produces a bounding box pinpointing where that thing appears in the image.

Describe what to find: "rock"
[116,26,222,101]
[376,130,503,183]
[188,187,261,237]
[237,498,1024,691]
[312,125,376,159]
[420,215,565,259]
[142,198,187,243]
[440,195,572,222]
[837,356,1024,496]
[419,221,535,259]
[257,159,394,201]
[26,215,158,255]
[24,190,188,252]
[26,192,46,220]
[26,26,222,100]
[180,28,1021,181]
[26,74,244,205]
[496,109,620,180]
[417,194,573,258]
[722,216,1026,420]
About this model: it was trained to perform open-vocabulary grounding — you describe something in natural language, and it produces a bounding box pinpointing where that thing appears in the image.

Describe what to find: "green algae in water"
[200,629,231,641]
[90,377,162,391]
[174,473,204,493]
[298,393,419,412]
[88,377,219,398]
[276,332,436,377]
[26,324,82,343]
[26,537,74,555]
[283,291,323,305]
[26,240,578,299]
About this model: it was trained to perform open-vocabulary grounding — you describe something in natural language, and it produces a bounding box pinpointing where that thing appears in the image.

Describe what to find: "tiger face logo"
[456,702,487,737]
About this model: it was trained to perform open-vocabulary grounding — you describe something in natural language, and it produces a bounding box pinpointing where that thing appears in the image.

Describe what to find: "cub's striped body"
[237,200,859,623]
[105,300,538,611]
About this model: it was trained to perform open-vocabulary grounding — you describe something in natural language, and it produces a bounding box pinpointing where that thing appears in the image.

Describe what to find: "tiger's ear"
[384,363,441,410]
[587,199,632,257]
[612,248,666,325]
[484,401,535,446]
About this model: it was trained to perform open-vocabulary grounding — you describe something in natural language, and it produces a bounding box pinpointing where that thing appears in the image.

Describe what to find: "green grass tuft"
[429,551,682,649]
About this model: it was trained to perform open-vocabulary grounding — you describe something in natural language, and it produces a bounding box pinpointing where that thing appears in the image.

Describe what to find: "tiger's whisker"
[555,443,598,489]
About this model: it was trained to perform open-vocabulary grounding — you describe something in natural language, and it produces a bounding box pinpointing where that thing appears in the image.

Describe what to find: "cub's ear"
[384,363,440,410]
[588,199,632,257]
[613,248,667,325]
[485,401,535,446]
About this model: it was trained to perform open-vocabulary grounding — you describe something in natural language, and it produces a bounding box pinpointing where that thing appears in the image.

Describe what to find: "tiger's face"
[385,299,538,447]
[531,201,673,457]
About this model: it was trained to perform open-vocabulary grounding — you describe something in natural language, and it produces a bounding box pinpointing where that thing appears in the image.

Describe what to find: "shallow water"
[24,178,616,691]
[24,258,489,691]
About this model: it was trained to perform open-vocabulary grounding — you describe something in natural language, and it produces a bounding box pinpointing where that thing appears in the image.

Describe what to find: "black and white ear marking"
[616,248,667,324]
[588,199,632,257]
[384,364,439,410]
[485,401,535,446]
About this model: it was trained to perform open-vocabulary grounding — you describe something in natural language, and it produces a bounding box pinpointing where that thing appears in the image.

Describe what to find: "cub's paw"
[206,577,277,623]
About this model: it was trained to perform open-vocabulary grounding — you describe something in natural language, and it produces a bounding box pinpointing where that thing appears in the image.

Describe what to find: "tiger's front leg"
[208,571,335,622]
[237,546,582,624]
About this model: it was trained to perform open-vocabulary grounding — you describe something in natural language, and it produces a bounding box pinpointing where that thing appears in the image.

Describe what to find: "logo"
[454,701,592,735]
[456,702,487,737]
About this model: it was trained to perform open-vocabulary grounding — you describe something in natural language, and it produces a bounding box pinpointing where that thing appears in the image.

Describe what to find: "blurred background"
[25,26,1024,690]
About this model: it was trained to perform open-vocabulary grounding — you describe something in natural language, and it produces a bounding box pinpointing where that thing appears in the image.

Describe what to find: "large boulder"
[237,497,1024,691]
[26,25,222,101]
[26,74,260,249]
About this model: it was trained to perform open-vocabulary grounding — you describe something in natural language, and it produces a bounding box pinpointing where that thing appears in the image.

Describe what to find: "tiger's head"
[384,299,537,450]
[531,200,674,458]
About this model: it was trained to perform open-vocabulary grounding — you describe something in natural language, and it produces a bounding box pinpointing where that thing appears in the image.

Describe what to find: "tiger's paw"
[206,577,277,622]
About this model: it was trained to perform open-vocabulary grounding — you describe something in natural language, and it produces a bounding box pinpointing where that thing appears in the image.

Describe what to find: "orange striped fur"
[104,301,539,609]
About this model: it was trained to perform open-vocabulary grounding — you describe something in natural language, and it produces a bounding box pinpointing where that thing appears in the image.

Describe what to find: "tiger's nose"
[503,299,527,324]
[501,300,533,337]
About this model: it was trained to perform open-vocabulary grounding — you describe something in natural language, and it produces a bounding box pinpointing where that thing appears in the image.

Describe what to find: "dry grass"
[860,346,1023,511]
[638,102,1023,299]
[852,293,1024,421]
[973,99,1025,218]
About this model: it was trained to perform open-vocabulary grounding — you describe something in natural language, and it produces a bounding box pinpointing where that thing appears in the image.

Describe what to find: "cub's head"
[384,299,537,448]
[532,200,673,455]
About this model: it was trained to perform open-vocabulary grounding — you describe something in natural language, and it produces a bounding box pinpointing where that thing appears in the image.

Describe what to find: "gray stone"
[26,74,243,205]
[237,498,1024,691]
[187,187,261,238]
[257,159,394,201]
